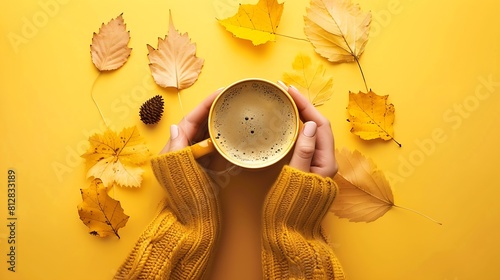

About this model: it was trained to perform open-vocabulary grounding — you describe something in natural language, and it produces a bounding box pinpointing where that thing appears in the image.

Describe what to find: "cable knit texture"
[262,165,344,280]
[114,148,220,280]
[114,148,343,279]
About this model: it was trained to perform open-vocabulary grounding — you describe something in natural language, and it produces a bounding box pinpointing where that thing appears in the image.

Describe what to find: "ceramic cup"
[190,78,299,169]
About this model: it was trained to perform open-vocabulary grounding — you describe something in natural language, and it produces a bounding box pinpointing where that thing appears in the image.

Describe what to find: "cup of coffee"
[190,78,299,169]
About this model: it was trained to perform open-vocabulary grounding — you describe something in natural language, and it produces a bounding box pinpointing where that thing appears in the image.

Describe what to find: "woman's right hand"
[277,81,338,178]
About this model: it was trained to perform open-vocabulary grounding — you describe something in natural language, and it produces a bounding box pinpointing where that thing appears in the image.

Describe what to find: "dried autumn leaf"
[78,178,129,238]
[304,0,371,63]
[347,90,399,145]
[331,148,394,222]
[147,11,204,89]
[81,126,151,188]
[90,14,132,71]
[217,0,284,45]
[283,52,333,106]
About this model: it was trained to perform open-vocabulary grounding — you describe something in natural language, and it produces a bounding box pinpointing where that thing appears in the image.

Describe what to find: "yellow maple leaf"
[304,0,371,63]
[81,126,151,188]
[217,0,284,45]
[77,178,130,238]
[147,11,204,89]
[90,14,132,71]
[331,148,394,222]
[283,52,334,106]
[347,90,400,146]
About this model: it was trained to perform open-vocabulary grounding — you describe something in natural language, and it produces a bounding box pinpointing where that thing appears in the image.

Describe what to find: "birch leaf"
[304,0,371,63]
[347,90,399,145]
[81,126,151,188]
[90,14,132,71]
[331,148,394,222]
[217,0,284,45]
[283,52,333,106]
[78,178,129,238]
[147,11,204,89]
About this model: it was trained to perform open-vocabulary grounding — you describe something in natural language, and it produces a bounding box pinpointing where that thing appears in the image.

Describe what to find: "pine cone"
[140,95,164,125]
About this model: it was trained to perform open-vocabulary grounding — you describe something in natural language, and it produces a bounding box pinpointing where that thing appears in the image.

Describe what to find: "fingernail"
[216,86,225,91]
[277,80,287,89]
[170,124,179,140]
[303,121,317,137]
[289,84,299,92]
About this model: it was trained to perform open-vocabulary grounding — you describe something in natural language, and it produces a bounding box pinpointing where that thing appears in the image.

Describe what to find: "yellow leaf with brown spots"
[81,126,151,188]
[78,178,129,238]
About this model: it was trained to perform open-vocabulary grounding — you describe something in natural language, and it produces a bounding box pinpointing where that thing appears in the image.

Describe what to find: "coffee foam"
[211,81,297,167]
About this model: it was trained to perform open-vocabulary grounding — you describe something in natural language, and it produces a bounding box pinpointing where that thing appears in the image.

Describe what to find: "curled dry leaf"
[90,14,132,71]
[217,0,284,45]
[304,0,371,63]
[283,52,333,106]
[347,90,400,146]
[331,148,394,222]
[81,126,151,188]
[78,178,129,238]
[147,11,204,90]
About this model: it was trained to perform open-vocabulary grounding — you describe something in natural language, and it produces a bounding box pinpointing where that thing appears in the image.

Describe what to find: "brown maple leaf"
[147,11,204,90]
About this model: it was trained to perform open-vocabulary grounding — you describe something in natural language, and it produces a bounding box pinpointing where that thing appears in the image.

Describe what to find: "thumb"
[160,124,189,154]
[289,121,317,172]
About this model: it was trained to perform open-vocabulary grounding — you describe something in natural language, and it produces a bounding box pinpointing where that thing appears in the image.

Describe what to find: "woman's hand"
[160,88,223,154]
[278,81,338,178]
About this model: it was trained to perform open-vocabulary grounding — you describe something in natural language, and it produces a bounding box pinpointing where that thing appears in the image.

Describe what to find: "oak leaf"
[304,0,371,63]
[347,90,398,144]
[78,178,129,238]
[283,52,333,106]
[90,14,132,71]
[81,126,151,188]
[331,148,394,222]
[147,11,204,90]
[217,0,284,45]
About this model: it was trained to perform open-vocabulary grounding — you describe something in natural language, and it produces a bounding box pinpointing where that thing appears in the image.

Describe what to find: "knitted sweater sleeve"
[262,165,344,280]
[114,148,220,280]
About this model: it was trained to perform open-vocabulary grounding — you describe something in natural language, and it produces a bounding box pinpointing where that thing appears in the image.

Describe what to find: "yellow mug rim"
[207,78,299,169]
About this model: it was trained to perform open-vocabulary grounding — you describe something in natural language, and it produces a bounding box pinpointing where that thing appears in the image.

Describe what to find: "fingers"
[160,88,224,154]
[177,89,222,141]
[278,81,338,177]
[289,121,317,172]
[160,124,184,153]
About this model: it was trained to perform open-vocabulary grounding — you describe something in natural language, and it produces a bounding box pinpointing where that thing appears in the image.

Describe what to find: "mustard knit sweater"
[114,148,344,280]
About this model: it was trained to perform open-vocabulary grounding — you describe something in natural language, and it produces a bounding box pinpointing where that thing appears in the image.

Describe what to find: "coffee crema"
[210,80,298,168]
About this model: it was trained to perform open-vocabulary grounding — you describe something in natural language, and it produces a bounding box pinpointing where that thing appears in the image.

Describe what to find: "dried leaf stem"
[177,88,186,119]
[394,204,443,225]
[90,72,109,128]
[275,33,309,42]
[280,34,369,92]
[353,55,368,92]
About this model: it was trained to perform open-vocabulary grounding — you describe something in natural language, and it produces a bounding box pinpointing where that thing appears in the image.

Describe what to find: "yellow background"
[1,0,499,279]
